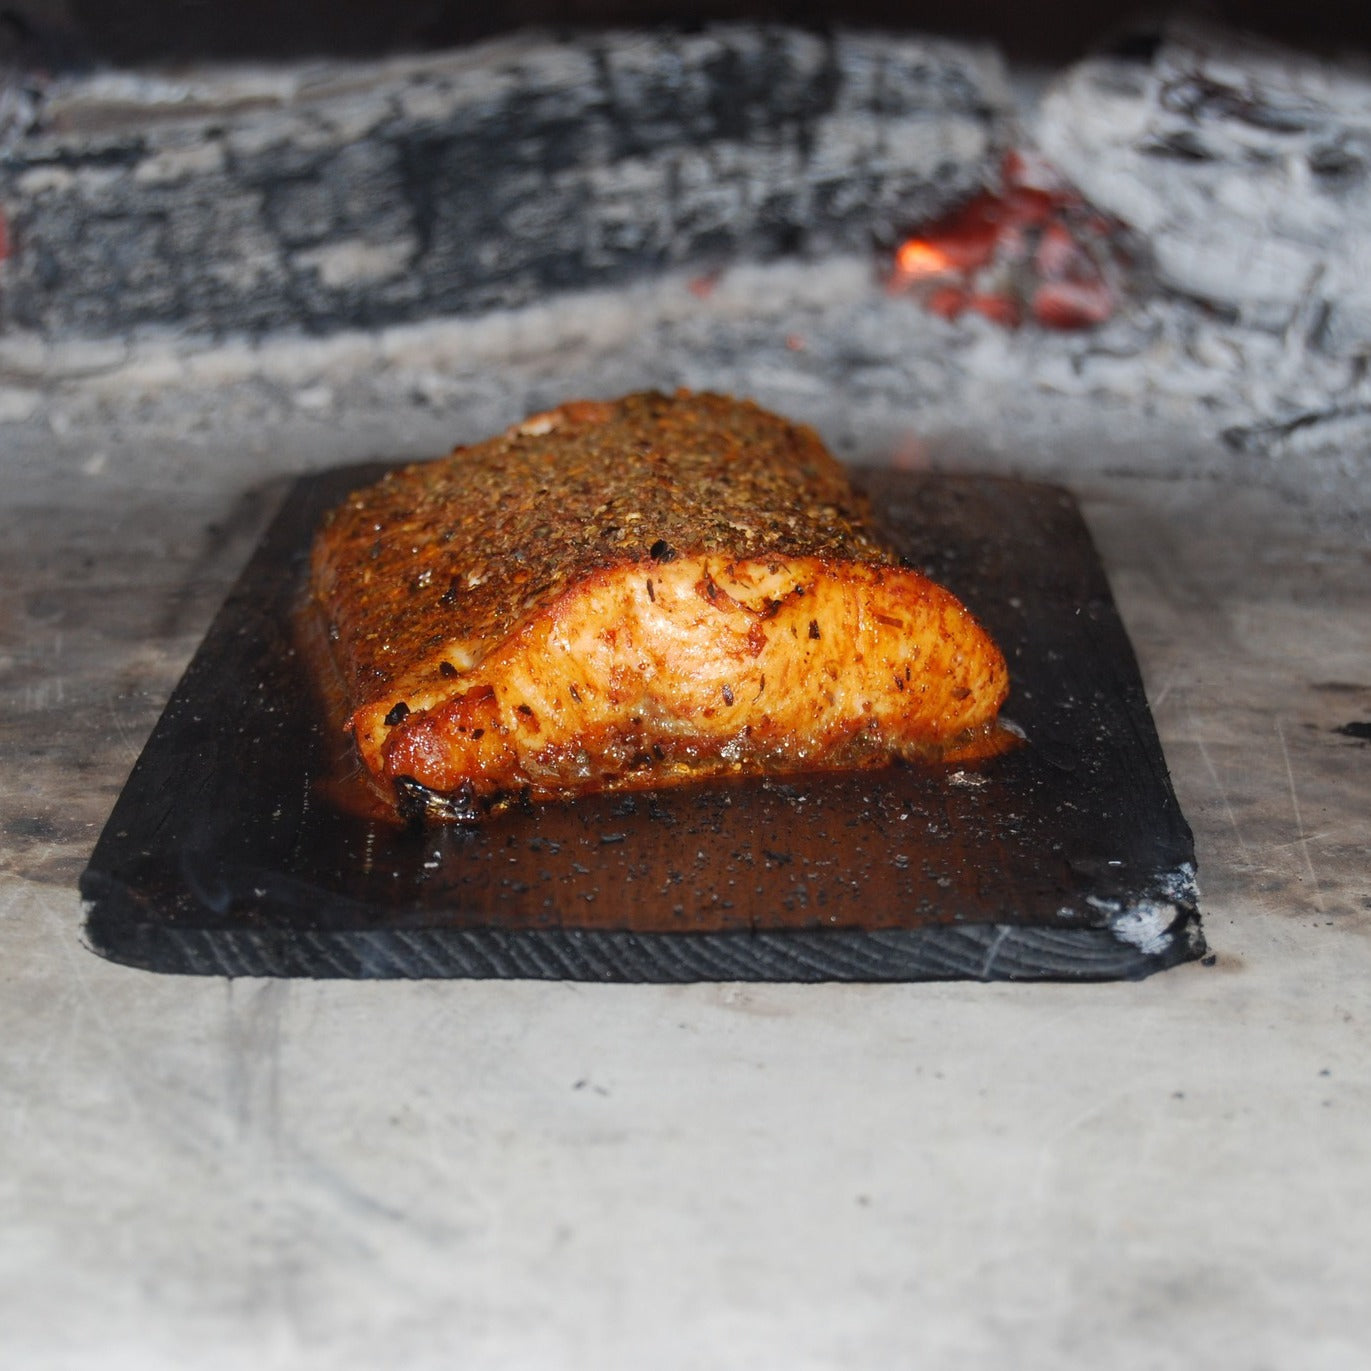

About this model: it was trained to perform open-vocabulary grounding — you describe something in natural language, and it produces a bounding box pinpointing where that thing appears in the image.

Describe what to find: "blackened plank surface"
[80,467,1204,980]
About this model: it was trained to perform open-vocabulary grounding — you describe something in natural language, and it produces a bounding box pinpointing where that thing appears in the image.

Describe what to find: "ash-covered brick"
[0,26,1011,340]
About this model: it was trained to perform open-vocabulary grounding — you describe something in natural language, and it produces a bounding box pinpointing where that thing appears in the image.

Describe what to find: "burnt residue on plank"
[80,467,1204,981]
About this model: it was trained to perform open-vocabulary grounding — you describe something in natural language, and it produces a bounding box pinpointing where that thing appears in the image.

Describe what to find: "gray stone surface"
[0,26,1010,338]
[2,393,1369,1365]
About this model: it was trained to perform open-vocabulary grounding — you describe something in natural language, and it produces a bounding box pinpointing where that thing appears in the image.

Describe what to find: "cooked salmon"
[309,391,1009,821]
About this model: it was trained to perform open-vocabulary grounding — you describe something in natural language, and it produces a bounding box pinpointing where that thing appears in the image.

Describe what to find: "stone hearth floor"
[2,315,1368,1366]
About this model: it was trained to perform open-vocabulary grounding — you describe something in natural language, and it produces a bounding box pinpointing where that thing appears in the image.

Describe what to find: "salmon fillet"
[309,391,1009,821]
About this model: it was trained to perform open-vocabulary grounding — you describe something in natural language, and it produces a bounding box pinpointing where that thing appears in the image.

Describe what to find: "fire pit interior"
[3,1,1370,1360]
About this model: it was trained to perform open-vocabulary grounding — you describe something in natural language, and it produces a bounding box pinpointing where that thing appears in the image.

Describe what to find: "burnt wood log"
[0,26,1011,339]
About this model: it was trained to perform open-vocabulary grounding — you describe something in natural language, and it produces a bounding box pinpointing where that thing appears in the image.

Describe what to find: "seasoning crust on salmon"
[308,390,1009,821]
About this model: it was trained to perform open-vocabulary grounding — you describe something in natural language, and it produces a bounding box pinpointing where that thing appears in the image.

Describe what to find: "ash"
[2,20,1368,513]
[1036,20,1371,484]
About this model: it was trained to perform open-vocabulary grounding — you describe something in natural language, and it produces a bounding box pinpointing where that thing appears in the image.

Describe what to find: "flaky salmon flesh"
[309,391,1009,821]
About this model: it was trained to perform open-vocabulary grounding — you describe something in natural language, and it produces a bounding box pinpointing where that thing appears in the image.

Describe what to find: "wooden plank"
[80,467,1204,980]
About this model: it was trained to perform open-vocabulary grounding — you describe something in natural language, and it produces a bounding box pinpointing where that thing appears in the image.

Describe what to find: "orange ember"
[894,238,955,278]
[888,151,1129,331]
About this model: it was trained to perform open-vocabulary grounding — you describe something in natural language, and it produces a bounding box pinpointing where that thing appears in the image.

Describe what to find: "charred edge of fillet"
[394,775,484,828]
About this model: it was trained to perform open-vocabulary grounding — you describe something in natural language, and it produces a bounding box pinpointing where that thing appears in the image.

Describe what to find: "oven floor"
[3,417,1368,1367]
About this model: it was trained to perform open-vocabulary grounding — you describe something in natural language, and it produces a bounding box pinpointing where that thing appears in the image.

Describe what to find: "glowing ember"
[894,239,955,278]
[889,151,1131,331]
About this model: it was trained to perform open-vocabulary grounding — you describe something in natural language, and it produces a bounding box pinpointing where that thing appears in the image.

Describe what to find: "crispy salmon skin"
[309,390,1009,821]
